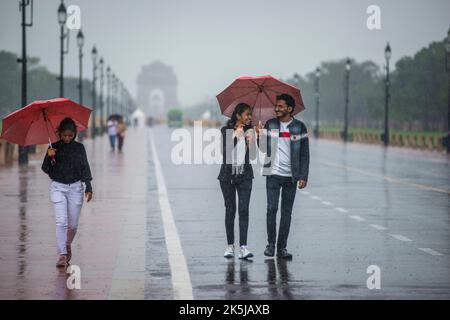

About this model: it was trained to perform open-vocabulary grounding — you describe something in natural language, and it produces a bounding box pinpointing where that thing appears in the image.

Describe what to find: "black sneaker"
[277,248,293,260]
[264,244,275,257]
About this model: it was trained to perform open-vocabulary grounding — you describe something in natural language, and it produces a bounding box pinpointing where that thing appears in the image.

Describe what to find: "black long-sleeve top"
[41,140,93,193]
[217,126,256,182]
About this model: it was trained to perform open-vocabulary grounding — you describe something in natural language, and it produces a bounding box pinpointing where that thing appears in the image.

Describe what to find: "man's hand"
[255,121,263,136]
[298,180,307,189]
[47,148,56,157]
[85,192,93,202]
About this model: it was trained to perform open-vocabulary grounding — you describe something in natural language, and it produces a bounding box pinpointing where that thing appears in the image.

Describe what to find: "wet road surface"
[0,125,449,299]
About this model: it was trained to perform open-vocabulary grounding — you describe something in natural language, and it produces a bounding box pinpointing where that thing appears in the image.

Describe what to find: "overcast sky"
[1,0,449,107]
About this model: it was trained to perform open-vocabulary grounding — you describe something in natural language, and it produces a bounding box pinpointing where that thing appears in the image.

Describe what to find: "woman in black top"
[218,103,256,259]
[42,117,93,267]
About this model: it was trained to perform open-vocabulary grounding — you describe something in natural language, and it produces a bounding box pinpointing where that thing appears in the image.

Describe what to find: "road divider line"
[149,129,193,300]
[349,215,365,221]
[310,195,443,256]
[418,248,444,256]
[319,160,450,195]
[312,193,445,258]
[391,234,413,242]
[369,224,387,231]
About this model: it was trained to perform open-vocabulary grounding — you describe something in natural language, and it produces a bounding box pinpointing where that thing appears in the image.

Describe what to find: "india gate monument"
[136,61,179,120]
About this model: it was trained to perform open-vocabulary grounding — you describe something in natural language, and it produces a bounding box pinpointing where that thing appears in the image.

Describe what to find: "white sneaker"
[223,245,235,258]
[238,246,253,259]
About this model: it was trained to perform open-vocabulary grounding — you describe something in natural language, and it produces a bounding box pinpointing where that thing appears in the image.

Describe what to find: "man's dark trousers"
[266,175,297,250]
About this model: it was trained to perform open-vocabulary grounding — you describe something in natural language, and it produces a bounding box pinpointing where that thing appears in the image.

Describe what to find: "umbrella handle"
[259,104,262,123]
[42,108,54,144]
[48,133,56,166]
[42,109,57,166]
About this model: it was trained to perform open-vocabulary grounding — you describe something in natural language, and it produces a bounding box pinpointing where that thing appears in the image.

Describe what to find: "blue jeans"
[109,135,116,150]
[266,175,297,250]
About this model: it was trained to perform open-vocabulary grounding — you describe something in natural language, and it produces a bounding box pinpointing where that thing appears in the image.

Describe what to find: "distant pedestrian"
[218,103,256,259]
[41,117,93,268]
[107,117,118,152]
[117,118,127,152]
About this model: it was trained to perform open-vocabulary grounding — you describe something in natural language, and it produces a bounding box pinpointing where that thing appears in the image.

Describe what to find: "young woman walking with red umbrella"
[42,117,93,267]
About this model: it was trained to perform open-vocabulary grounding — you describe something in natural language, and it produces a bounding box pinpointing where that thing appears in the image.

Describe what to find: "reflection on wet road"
[0,126,449,299]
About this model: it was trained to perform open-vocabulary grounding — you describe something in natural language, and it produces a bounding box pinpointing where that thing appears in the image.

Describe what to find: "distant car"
[167,109,183,128]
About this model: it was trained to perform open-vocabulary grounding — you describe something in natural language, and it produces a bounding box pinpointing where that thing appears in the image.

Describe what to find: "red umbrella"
[216,75,305,125]
[0,98,91,146]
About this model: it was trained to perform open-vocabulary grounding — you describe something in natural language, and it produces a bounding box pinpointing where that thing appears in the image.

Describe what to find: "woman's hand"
[234,125,245,139]
[85,192,93,202]
[246,132,253,144]
[47,148,56,157]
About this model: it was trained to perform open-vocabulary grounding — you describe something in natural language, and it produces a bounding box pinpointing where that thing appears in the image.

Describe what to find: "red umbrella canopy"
[0,98,92,146]
[216,75,305,125]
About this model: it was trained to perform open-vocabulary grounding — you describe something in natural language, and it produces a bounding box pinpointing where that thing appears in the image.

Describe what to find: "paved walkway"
[0,128,148,299]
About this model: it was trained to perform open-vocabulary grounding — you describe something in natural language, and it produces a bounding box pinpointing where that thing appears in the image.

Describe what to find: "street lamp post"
[91,46,98,138]
[343,58,351,142]
[112,74,116,114]
[17,0,33,165]
[314,67,321,138]
[446,27,450,154]
[126,90,132,123]
[117,78,120,117]
[57,0,69,97]
[384,42,392,147]
[99,57,104,133]
[292,73,301,121]
[124,90,129,123]
[119,81,125,117]
[76,30,84,141]
[111,73,114,115]
[106,66,111,123]
[76,30,84,105]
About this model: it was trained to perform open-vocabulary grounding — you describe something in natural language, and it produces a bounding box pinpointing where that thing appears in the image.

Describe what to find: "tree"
[287,37,449,132]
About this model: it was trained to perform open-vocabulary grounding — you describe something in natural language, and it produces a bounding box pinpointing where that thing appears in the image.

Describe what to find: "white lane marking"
[390,234,413,242]
[369,224,387,231]
[418,248,444,256]
[301,191,310,195]
[319,160,450,195]
[349,215,365,221]
[149,129,193,300]
[311,194,444,258]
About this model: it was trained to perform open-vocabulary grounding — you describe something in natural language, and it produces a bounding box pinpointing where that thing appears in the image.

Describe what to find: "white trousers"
[50,181,84,255]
